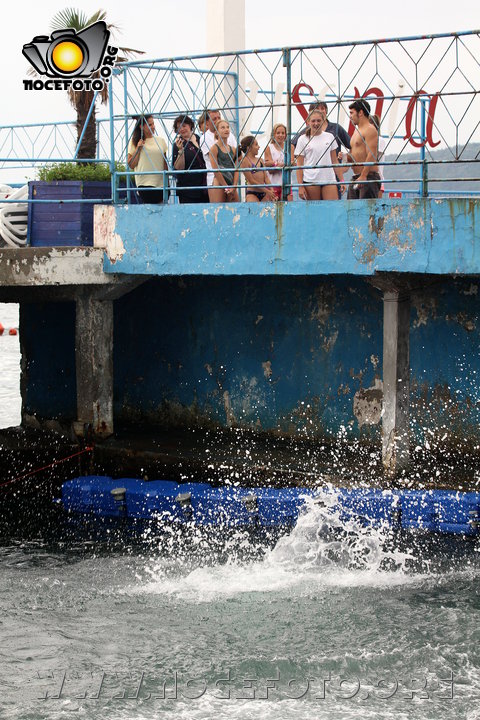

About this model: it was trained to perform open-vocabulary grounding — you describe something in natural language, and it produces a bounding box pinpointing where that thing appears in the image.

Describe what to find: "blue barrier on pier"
[61,476,480,536]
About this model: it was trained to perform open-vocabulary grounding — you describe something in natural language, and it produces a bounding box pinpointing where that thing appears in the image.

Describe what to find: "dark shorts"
[137,186,165,204]
[246,189,267,201]
[347,172,381,199]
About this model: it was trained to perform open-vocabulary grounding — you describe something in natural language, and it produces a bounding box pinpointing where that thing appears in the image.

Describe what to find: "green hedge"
[37,162,125,182]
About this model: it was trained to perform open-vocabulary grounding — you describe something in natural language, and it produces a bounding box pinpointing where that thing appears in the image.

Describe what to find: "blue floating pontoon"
[59,476,480,536]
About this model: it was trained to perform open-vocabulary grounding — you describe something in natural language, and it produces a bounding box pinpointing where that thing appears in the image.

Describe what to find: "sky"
[3,0,478,126]
[0,0,478,187]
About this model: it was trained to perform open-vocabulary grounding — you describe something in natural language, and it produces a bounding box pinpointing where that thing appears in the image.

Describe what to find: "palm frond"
[49,7,143,56]
[85,9,108,26]
[50,8,89,31]
[28,6,145,155]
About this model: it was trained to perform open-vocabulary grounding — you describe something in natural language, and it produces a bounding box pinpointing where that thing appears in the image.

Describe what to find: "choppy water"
[0,302,21,428]
[1,497,479,720]
[1,303,479,719]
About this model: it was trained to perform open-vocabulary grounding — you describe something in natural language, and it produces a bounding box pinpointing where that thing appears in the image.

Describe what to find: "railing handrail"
[115,28,480,67]
[1,29,479,194]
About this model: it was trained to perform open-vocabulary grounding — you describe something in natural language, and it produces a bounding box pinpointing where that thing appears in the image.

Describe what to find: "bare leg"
[209,184,227,203]
[225,188,239,202]
[321,185,339,200]
[305,185,322,201]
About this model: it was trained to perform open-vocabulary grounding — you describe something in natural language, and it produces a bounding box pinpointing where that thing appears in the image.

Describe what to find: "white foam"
[131,490,427,602]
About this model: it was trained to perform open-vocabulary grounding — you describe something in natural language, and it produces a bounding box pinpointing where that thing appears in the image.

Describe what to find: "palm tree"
[49,8,143,160]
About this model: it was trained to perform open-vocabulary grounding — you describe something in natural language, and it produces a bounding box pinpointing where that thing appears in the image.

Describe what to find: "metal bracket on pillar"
[382,289,410,479]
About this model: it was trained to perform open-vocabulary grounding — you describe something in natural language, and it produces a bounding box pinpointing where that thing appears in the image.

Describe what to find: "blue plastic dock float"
[59,476,480,537]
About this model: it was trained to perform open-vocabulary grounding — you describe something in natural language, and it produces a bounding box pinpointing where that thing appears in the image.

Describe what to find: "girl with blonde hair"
[264,123,295,200]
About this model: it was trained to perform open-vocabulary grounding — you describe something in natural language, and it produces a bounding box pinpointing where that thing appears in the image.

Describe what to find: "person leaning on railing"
[239,136,277,202]
[292,101,351,199]
[127,114,168,203]
[345,99,381,199]
[208,120,239,202]
[172,114,208,204]
[295,108,345,201]
[369,113,386,199]
[200,109,237,202]
[264,123,295,201]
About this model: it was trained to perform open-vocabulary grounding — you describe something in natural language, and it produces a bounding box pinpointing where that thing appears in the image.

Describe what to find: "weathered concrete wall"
[20,276,480,446]
[112,276,383,437]
[410,277,480,446]
[96,199,480,277]
[21,301,76,422]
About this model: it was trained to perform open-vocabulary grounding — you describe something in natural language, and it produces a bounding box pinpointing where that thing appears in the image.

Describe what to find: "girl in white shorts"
[295,109,345,200]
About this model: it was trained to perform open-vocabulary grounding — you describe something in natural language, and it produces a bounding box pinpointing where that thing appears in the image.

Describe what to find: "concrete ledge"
[0,247,148,301]
[0,247,118,286]
[97,198,480,276]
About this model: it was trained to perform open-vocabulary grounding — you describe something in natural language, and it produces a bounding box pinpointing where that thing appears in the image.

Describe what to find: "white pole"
[206,0,246,138]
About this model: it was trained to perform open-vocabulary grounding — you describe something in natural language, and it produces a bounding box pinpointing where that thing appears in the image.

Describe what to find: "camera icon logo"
[22,21,110,79]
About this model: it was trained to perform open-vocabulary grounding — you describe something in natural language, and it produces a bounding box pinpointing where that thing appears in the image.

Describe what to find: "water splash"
[133,489,423,601]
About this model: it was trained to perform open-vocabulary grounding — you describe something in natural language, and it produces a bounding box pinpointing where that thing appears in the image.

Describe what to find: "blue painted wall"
[410,278,480,444]
[21,302,76,421]
[102,199,480,277]
[113,276,383,438]
[19,277,480,445]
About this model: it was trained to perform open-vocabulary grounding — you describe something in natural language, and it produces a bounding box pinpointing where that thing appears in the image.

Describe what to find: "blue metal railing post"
[419,99,428,198]
[282,48,292,202]
[122,68,133,205]
[109,74,118,203]
[74,91,99,160]
[234,68,240,141]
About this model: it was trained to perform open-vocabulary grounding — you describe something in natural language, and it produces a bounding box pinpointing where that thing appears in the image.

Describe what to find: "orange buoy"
[0,323,4,336]
[9,328,17,336]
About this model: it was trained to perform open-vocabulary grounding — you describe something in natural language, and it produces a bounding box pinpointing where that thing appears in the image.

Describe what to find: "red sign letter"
[404,91,440,148]
[292,82,315,121]
[347,87,385,136]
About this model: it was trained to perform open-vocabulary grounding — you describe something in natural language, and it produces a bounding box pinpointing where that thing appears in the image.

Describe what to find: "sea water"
[0,303,21,428]
[0,304,479,720]
[0,499,479,720]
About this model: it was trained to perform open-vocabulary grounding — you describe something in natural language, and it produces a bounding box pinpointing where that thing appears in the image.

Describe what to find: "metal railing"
[0,30,479,199]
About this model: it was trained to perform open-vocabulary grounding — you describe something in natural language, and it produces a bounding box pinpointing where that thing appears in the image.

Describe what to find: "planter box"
[27,180,112,247]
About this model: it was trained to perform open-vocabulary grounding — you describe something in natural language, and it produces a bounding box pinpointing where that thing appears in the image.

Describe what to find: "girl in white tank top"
[264,123,294,200]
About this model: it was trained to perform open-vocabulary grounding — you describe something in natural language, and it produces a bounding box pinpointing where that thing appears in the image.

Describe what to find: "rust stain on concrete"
[412,295,437,328]
[310,284,336,325]
[352,205,420,266]
[353,379,383,428]
[322,330,338,352]
[262,361,273,379]
[447,311,476,332]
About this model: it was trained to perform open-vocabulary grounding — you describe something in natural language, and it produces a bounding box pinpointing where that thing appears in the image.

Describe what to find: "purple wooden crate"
[27,181,111,247]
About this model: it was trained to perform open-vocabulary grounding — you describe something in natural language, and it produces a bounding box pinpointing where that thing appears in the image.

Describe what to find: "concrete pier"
[382,289,410,477]
[0,247,146,438]
[2,198,480,488]
[75,294,114,437]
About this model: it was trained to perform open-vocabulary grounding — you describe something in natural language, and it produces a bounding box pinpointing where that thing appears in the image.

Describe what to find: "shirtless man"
[346,99,381,199]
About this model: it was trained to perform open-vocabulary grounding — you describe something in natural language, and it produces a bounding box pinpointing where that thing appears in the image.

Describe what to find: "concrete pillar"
[75,293,113,437]
[207,0,245,54]
[206,0,246,135]
[382,290,410,477]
